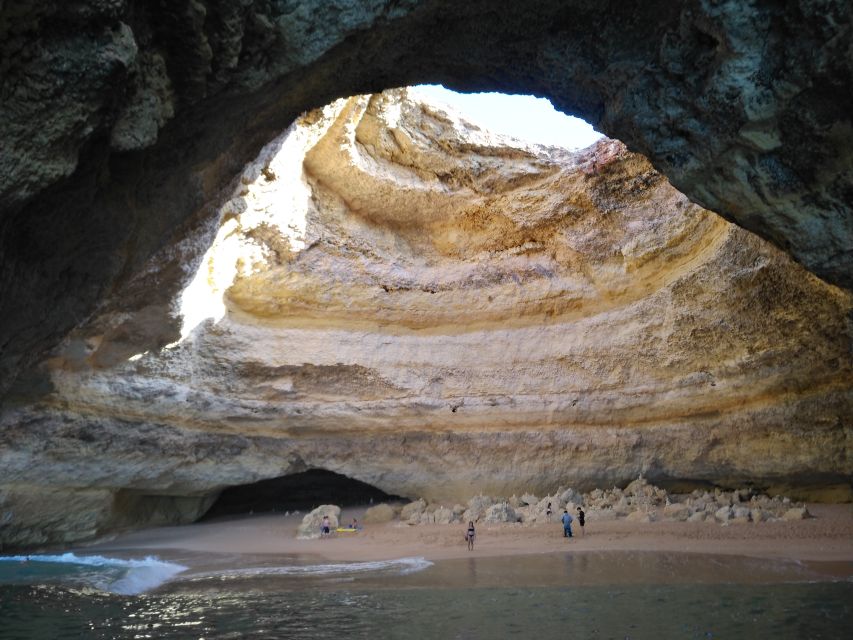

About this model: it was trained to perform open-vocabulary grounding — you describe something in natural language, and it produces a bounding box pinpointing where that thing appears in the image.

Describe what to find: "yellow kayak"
[335,527,358,533]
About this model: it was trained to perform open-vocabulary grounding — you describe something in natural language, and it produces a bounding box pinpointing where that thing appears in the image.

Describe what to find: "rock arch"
[1,0,852,395]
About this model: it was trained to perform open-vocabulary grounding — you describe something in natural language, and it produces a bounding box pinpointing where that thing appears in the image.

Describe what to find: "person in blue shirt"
[561,510,573,538]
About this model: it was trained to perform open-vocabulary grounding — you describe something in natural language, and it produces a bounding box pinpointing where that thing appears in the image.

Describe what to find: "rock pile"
[374,478,811,528]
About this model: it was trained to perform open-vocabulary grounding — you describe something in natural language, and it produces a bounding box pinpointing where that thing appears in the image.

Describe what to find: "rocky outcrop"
[297,505,340,539]
[1,1,852,398]
[0,90,850,549]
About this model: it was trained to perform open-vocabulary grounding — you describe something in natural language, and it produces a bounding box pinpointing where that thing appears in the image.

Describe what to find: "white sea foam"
[0,553,188,595]
[184,556,433,582]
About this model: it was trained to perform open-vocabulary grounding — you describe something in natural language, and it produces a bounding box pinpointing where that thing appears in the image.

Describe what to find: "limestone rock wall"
[2,1,852,399]
[1,90,850,548]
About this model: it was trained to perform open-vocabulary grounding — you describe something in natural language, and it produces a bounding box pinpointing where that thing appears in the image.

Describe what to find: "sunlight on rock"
[174,88,601,342]
[175,98,350,342]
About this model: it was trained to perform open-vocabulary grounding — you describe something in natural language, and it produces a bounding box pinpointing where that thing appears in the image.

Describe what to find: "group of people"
[319,515,361,538]
[464,504,585,550]
[546,502,585,537]
[560,506,585,538]
[318,505,586,547]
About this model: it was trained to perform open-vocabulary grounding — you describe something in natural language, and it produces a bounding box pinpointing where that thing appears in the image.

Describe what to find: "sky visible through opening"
[409,85,603,150]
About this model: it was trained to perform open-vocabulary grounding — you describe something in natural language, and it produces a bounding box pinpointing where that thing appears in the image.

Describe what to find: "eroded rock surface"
[1,91,850,549]
[1,1,852,397]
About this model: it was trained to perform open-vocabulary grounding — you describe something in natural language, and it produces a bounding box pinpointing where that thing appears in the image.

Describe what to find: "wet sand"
[88,503,853,574]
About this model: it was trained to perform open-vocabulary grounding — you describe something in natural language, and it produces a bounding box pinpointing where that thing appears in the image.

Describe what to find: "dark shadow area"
[200,469,406,520]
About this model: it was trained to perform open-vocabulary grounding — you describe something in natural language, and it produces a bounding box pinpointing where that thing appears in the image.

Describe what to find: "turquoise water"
[1,552,850,639]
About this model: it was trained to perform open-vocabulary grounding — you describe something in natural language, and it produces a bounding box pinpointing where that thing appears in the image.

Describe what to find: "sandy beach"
[88,503,853,570]
[5,503,852,639]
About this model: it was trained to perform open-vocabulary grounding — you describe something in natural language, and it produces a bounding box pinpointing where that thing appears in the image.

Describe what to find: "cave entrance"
[200,469,405,521]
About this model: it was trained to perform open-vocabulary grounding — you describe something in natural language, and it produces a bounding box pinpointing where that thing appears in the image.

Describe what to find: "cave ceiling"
[1,0,852,396]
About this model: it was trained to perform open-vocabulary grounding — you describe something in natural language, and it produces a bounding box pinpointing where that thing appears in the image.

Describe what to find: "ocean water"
[1,552,850,639]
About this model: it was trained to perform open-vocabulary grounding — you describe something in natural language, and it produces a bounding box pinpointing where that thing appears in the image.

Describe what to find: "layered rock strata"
[1,90,850,549]
[2,1,852,398]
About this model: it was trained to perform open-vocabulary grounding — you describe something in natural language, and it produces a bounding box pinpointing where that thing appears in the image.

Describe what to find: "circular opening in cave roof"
[409,85,603,149]
[170,86,605,343]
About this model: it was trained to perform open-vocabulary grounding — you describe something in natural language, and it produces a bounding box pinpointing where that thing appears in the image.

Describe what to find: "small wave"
[0,553,187,595]
[184,557,433,582]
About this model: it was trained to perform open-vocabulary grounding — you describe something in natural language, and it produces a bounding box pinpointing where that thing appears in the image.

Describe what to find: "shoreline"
[84,503,853,569]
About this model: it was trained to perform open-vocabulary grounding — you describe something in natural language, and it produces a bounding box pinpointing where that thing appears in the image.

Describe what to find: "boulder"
[624,477,654,498]
[714,506,732,523]
[558,488,583,506]
[515,505,534,523]
[483,503,517,523]
[433,506,458,524]
[732,506,751,520]
[363,503,397,524]
[297,505,340,539]
[536,496,555,511]
[687,511,707,523]
[782,507,810,521]
[751,494,773,507]
[663,503,691,522]
[611,496,630,517]
[749,508,766,523]
[465,495,495,521]
[400,499,427,521]
[520,493,539,506]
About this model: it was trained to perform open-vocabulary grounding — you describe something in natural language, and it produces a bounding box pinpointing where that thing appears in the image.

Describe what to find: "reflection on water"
[0,552,851,639]
[1,581,851,640]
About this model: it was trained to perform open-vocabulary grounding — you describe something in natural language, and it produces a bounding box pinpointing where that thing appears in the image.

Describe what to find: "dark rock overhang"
[1,1,851,398]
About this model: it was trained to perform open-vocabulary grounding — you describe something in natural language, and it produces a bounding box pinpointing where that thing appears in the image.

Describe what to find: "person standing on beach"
[466,521,476,550]
[546,502,553,523]
[561,510,573,538]
[321,515,331,538]
[576,506,585,536]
